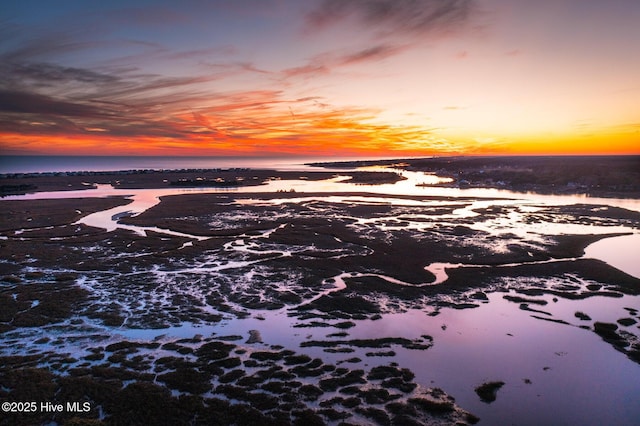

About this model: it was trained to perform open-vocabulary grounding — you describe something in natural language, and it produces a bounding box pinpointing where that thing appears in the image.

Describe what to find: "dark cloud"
[0,89,113,118]
[96,75,217,100]
[0,57,217,119]
[0,88,198,139]
[307,0,475,36]
[0,115,84,135]
[164,45,237,60]
[0,59,295,141]
[295,96,324,102]
[0,83,200,138]
[1,34,112,63]
[340,44,405,64]
[235,62,271,74]
[283,63,330,78]
[4,62,119,86]
[282,44,405,79]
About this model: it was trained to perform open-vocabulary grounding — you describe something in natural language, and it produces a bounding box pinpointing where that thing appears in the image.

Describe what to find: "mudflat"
[1,159,639,425]
[0,168,403,195]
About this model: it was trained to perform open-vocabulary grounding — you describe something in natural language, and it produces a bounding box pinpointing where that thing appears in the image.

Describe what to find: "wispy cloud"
[4,62,118,86]
[0,1,476,156]
[0,90,113,119]
[282,43,405,79]
[0,70,451,155]
[339,44,406,65]
[282,62,331,79]
[294,0,478,80]
[307,0,476,37]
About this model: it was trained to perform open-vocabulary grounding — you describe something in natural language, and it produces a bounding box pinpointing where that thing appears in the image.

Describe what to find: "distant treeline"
[312,155,640,195]
[0,183,38,195]
[169,178,244,187]
[408,156,640,193]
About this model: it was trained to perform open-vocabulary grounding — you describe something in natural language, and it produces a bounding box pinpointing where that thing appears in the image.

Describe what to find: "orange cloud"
[3,93,638,157]
[0,92,447,157]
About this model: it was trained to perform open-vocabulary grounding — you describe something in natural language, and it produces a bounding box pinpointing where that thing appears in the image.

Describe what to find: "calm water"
[584,234,640,278]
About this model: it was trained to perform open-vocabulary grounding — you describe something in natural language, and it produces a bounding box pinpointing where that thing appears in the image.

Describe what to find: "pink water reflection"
[585,234,640,279]
[359,293,640,426]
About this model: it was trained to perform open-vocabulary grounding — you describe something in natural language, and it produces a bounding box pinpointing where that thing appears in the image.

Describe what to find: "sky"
[1,0,639,157]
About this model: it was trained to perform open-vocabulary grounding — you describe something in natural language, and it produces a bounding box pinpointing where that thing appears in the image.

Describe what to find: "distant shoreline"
[1,155,639,199]
[310,155,640,199]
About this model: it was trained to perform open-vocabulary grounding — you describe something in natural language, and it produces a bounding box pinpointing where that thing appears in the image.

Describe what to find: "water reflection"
[387,293,640,426]
[585,233,640,279]
[112,291,640,426]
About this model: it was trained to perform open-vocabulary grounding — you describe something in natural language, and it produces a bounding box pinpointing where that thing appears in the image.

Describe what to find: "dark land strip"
[311,155,640,198]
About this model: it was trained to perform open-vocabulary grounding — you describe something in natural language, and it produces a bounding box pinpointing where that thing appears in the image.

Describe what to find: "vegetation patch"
[475,381,505,403]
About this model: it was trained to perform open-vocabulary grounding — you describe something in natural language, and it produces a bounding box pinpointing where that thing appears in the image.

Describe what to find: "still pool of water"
[585,233,640,279]
[112,290,640,426]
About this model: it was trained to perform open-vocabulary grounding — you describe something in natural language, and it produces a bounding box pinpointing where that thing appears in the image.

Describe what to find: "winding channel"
[6,171,640,282]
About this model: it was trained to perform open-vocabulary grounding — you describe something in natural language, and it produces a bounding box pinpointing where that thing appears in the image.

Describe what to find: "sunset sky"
[1,0,639,157]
